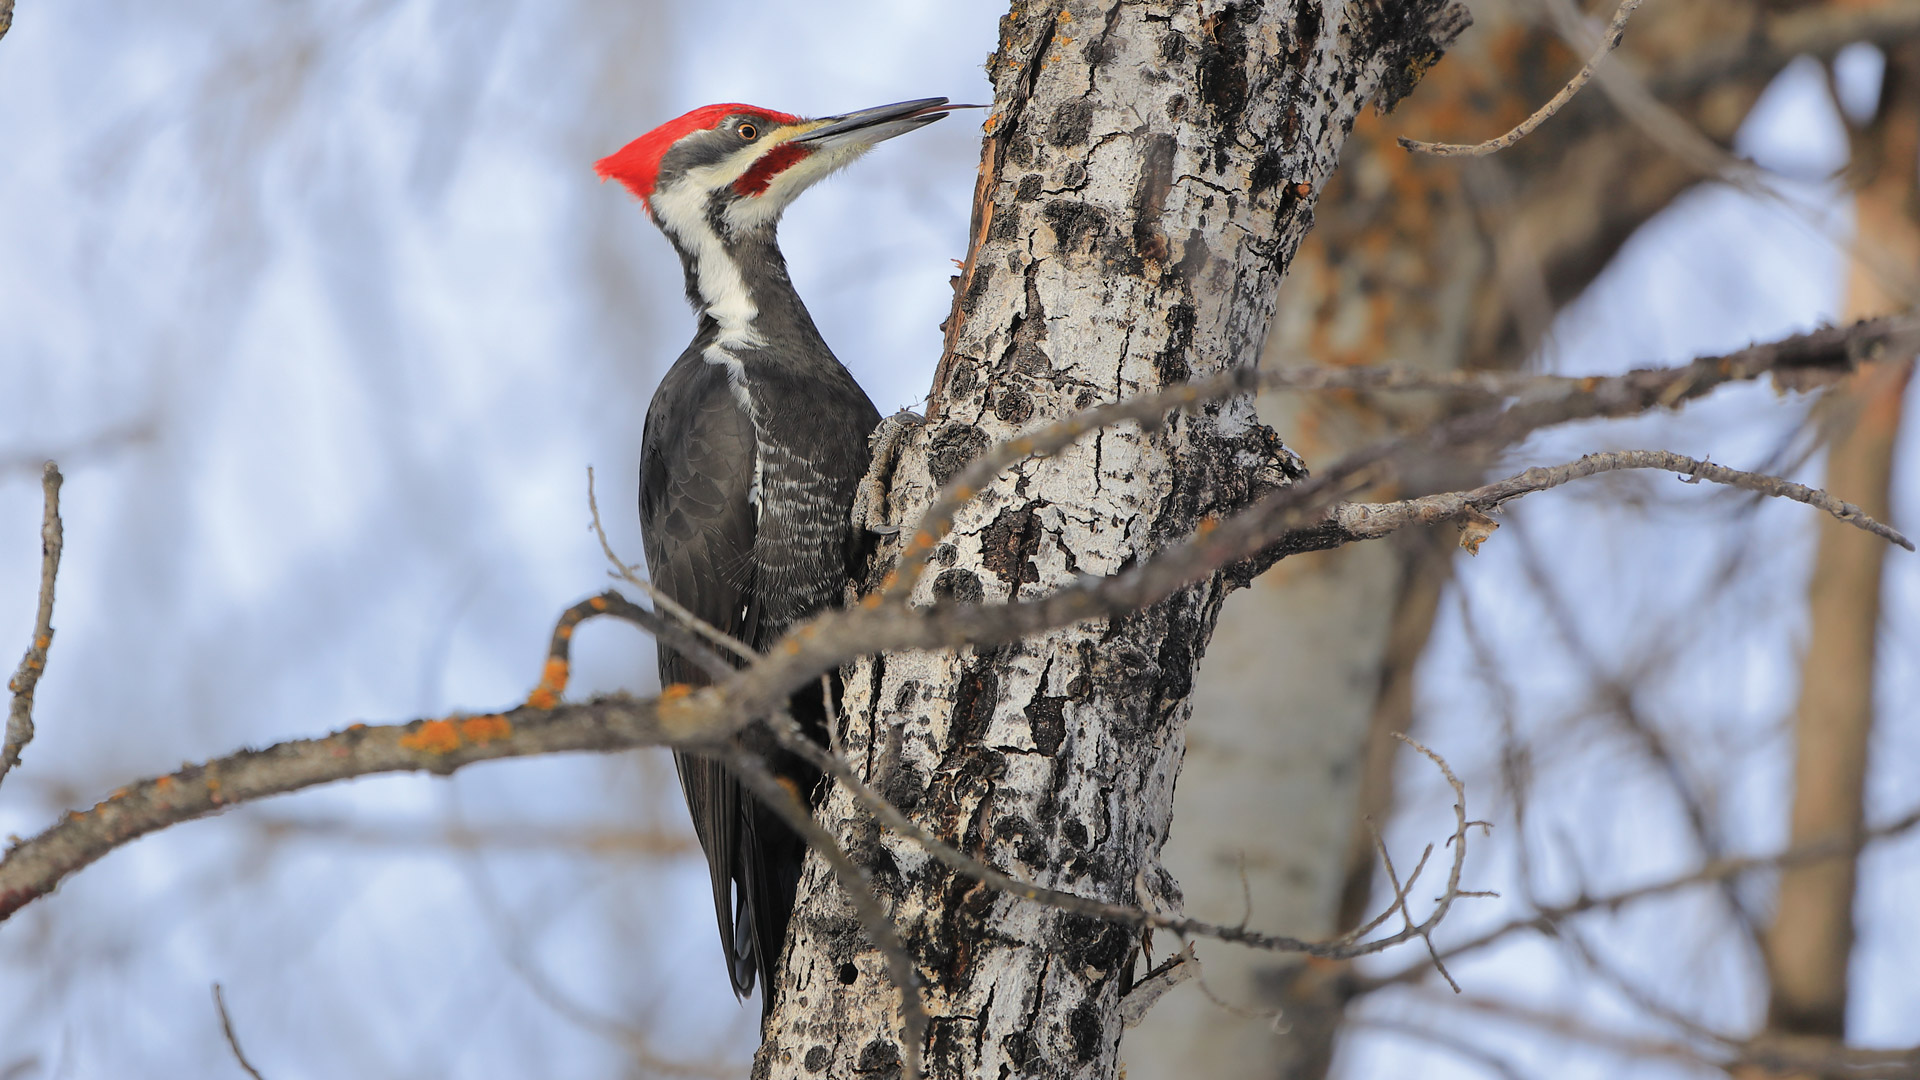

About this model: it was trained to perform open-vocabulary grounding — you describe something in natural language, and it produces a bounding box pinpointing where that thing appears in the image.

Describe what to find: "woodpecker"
[597,98,960,1012]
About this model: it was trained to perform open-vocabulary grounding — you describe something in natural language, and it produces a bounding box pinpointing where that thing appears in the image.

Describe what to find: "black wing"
[638,353,765,997]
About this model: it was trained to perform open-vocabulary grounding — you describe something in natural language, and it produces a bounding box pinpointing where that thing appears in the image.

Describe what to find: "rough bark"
[1752,42,1919,1073]
[754,2,1466,1077]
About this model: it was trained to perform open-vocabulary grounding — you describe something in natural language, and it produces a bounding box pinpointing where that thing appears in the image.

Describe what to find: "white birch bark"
[756,3,1466,1076]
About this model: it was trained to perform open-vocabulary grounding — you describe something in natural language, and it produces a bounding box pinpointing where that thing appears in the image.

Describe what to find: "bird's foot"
[851,409,925,536]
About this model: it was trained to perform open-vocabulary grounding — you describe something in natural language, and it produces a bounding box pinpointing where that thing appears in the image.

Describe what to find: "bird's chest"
[727,358,869,621]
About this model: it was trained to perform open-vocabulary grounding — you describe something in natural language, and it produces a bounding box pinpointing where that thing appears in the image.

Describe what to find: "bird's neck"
[664,220,826,356]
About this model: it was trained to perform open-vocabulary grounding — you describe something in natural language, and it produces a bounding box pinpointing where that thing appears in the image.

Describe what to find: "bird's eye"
[738,123,759,141]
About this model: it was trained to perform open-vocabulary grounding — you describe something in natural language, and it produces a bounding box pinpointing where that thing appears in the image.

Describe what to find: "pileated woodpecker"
[597,99,960,1012]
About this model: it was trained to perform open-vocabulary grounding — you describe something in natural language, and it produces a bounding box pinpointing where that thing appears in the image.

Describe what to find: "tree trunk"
[1123,0,1816,1073]
[753,2,1466,1077]
[1750,42,1919,1075]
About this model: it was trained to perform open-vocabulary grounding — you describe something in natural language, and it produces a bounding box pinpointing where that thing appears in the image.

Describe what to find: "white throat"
[649,179,763,350]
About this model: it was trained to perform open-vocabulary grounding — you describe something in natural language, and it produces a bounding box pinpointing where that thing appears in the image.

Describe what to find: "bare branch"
[1333,450,1913,551]
[1398,987,1920,1079]
[1364,802,1920,992]
[212,984,267,1080]
[770,715,1483,961]
[3,462,64,790]
[1399,0,1646,157]
[0,698,672,921]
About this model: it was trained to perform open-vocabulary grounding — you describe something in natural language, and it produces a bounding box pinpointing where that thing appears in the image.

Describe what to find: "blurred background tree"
[0,1,1914,1077]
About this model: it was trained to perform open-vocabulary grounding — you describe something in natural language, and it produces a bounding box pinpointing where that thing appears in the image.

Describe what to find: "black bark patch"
[838,962,860,985]
[1294,0,1322,52]
[1069,995,1105,1062]
[1084,2,1126,66]
[1061,816,1088,847]
[933,568,985,604]
[995,387,1035,425]
[1250,147,1285,195]
[1159,31,1186,62]
[988,203,1022,240]
[995,812,1047,866]
[1131,133,1177,264]
[1362,1,1471,113]
[1172,228,1211,284]
[1016,172,1043,201]
[1025,694,1067,755]
[928,423,990,486]
[960,261,993,313]
[1000,259,1051,375]
[1196,2,1255,171]
[946,360,979,398]
[1042,199,1111,253]
[854,1039,901,1077]
[1047,98,1094,147]
[1002,1030,1038,1069]
[980,505,1043,587]
[804,1046,830,1072]
[1155,621,1195,703]
[1158,301,1196,383]
[952,659,1001,745]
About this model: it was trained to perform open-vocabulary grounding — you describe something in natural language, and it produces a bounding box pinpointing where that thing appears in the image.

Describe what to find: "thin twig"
[721,747,929,1080]
[767,715,1483,961]
[585,466,755,665]
[1362,802,1920,992]
[1331,449,1914,551]
[1399,0,1646,157]
[211,984,267,1080]
[3,462,63,790]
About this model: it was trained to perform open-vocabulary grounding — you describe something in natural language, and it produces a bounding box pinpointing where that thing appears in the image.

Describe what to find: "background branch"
[2,462,63,790]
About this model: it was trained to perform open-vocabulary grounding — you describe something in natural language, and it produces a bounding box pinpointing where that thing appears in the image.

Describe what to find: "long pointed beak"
[791,97,982,148]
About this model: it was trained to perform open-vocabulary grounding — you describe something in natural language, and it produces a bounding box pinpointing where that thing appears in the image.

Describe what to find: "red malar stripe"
[733,142,811,198]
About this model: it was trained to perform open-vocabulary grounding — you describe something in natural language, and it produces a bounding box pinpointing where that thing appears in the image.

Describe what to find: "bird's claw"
[852,409,925,535]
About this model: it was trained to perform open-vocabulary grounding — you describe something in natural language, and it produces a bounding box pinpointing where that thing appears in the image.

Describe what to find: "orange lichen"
[400,719,461,754]
[660,683,694,701]
[1196,516,1219,537]
[459,715,513,745]
[910,531,934,552]
[154,776,173,790]
[109,787,129,801]
[861,593,883,609]
[34,635,50,650]
[347,723,367,732]
[588,595,608,612]
[556,623,574,640]
[954,485,974,501]
[524,657,570,710]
